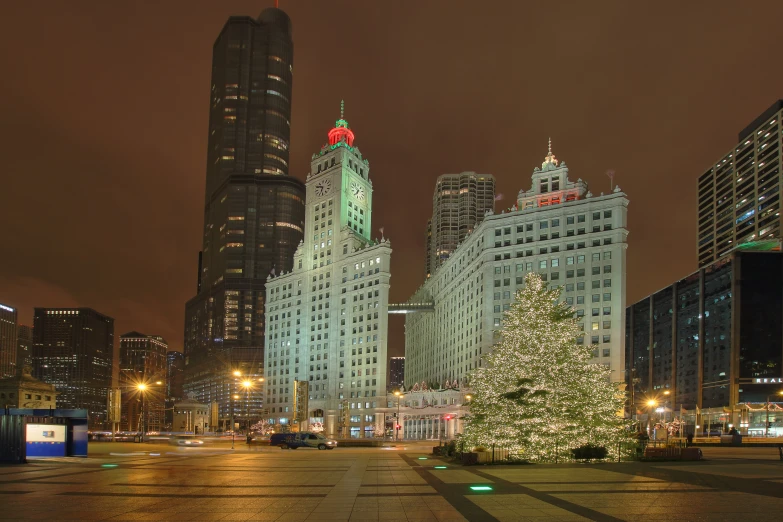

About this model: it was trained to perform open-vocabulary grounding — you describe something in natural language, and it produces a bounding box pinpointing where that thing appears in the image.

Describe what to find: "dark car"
[270,432,337,450]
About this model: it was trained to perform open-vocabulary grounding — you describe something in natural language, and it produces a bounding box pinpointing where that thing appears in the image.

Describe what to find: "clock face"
[314,178,332,197]
[350,181,366,201]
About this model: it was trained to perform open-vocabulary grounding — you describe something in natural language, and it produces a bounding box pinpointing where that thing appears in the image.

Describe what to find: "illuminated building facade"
[425,173,495,277]
[119,332,168,432]
[264,110,392,438]
[698,100,783,267]
[183,6,305,422]
[405,143,629,387]
[626,249,783,436]
[0,303,17,378]
[32,308,114,428]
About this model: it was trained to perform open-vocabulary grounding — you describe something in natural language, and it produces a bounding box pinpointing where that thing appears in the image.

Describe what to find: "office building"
[698,100,783,267]
[425,173,495,277]
[32,308,114,428]
[119,332,168,432]
[17,325,33,370]
[264,111,392,438]
[0,303,17,378]
[166,351,185,400]
[389,357,405,390]
[626,249,783,436]
[183,5,305,422]
[405,144,629,387]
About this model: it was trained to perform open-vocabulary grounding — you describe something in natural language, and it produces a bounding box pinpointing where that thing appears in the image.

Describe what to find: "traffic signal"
[395,424,401,430]
[444,415,452,421]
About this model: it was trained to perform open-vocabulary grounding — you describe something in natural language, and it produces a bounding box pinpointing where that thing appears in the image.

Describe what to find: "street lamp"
[765,390,783,438]
[137,384,148,442]
[242,380,253,434]
[394,391,402,441]
[646,399,657,436]
[231,394,240,449]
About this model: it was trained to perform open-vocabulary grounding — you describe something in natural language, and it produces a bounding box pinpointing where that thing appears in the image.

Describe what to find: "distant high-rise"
[166,351,185,400]
[0,303,17,378]
[698,100,783,267]
[33,308,114,428]
[389,357,405,390]
[17,325,33,370]
[183,6,305,423]
[119,332,168,432]
[426,173,495,277]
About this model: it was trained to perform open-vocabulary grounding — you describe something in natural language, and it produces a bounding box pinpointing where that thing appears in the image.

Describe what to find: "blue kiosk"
[3,409,88,459]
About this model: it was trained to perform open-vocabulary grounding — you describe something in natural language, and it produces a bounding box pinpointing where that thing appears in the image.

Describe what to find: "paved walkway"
[1,443,782,521]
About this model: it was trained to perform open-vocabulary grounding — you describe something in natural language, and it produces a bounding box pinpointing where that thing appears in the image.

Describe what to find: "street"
[1,442,783,520]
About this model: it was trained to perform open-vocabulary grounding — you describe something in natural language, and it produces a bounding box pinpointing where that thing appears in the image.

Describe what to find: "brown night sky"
[1,1,783,358]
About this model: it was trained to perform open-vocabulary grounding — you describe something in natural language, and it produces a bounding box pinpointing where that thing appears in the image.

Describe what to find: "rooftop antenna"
[548,137,552,155]
[340,99,345,119]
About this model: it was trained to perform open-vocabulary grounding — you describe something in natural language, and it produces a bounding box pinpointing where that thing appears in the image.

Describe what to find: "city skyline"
[2,2,783,358]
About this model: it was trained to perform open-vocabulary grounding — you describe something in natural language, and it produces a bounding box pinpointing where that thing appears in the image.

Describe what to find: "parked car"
[169,435,204,446]
[270,432,337,450]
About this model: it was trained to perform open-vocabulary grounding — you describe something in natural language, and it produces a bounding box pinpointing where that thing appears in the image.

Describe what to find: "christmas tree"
[462,272,629,461]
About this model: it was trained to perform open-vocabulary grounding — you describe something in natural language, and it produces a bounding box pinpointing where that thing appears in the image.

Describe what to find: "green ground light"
[434,466,448,469]
[417,457,428,460]
[101,464,119,468]
[469,485,493,491]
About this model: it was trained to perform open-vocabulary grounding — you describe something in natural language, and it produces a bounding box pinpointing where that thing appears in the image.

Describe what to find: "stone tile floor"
[0,443,782,521]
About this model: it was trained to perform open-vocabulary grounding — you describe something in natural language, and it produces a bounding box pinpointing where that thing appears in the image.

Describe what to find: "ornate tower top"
[328,99,355,146]
[542,137,558,169]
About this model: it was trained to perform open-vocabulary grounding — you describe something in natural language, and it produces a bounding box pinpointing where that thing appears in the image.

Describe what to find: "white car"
[169,435,204,446]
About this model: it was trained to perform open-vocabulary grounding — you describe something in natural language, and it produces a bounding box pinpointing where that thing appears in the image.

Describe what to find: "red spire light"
[328,100,355,146]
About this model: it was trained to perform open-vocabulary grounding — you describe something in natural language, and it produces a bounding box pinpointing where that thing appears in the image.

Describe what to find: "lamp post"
[231,394,239,449]
[394,391,401,441]
[137,383,147,442]
[647,399,657,437]
[765,391,783,438]
[242,380,253,433]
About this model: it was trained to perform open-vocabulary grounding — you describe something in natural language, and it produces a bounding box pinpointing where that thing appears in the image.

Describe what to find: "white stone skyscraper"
[405,143,629,387]
[264,106,392,438]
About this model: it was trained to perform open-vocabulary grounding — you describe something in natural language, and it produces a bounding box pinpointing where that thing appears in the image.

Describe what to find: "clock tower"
[263,103,392,438]
[306,103,373,252]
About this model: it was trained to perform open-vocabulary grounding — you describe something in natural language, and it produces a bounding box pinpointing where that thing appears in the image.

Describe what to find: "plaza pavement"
[1,442,782,521]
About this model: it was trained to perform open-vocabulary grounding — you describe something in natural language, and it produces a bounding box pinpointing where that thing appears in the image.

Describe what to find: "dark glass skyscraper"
[184,7,305,423]
[32,308,114,428]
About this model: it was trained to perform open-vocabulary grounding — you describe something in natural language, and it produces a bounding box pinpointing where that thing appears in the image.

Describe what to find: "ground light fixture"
[417,457,428,460]
[101,464,119,468]
[434,466,448,469]
[469,486,493,491]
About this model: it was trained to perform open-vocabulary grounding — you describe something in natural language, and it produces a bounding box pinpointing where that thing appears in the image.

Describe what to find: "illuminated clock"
[314,178,332,197]
[350,181,365,201]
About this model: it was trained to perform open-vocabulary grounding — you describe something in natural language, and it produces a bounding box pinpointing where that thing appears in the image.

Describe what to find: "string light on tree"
[462,272,630,461]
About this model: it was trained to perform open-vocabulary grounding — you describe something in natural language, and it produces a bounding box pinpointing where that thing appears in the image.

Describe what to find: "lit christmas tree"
[463,272,629,461]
